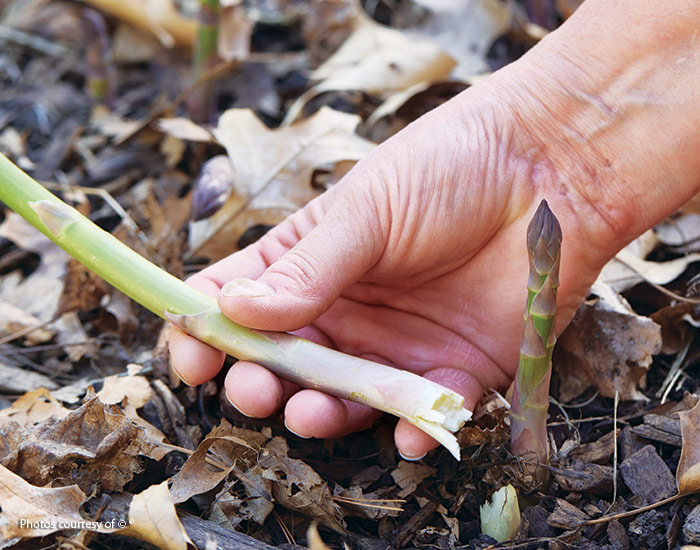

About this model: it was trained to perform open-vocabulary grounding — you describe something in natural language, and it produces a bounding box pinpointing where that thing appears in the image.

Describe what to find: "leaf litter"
[3,0,700,549]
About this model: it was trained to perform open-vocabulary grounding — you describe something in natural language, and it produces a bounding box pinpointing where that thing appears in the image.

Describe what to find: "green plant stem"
[188,0,220,122]
[510,199,562,479]
[0,154,471,459]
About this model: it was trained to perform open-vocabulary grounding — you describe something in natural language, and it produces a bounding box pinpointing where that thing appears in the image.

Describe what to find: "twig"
[587,493,684,524]
[658,335,692,403]
[612,256,700,304]
[0,24,68,57]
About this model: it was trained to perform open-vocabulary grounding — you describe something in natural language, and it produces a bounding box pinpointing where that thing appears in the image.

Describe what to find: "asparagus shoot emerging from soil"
[0,153,471,459]
[510,199,562,473]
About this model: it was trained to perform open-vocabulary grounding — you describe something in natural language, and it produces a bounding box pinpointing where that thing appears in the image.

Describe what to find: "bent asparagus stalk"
[510,199,561,472]
[0,154,471,459]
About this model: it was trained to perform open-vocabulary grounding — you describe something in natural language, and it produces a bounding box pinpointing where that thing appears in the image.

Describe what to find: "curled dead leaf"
[391,461,436,499]
[677,399,700,495]
[285,13,455,123]
[0,464,86,547]
[170,420,268,504]
[555,282,661,402]
[260,436,347,534]
[119,480,192,550]
[189,106,375,260]
[0,388,70,428]
[0,396,157,493]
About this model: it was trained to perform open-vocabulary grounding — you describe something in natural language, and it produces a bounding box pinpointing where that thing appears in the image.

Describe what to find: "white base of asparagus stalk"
[167,310,471,459]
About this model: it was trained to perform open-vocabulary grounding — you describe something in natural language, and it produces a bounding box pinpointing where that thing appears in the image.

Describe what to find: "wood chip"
[619,445,677,504]
[547,498,590,530]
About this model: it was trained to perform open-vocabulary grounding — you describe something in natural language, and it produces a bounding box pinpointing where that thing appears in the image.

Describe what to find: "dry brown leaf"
[57,257,109,317]
[307,523,333,550]
[0,396,156,493]
[598,230,700,293]
[390,460,437,499]
[94,373,170,459]
[0,211,68,322]
[156,117,214,143]
[259,436,346,533]
[0,388,70,428]
[111,22,164,64]
[53,311,93,362]
[0,362,58,393]
[555,282,662,401]
[189,106,375,260]
[0,299,54,344]
[119,480,192,550]
[81,0,197,48]
[0,464,86,547]
[170,420,268,503]
[411,0,515,80]
[96,373,154,408]
[655,213,700,250]
[677,399,700,494]
[285,13,455,123]
[218,4,254,60]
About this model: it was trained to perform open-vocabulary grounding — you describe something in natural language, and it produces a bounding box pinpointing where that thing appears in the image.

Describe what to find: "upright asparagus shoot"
[510,199,562,477]
[187,0,220,122]
[0,154,471,459]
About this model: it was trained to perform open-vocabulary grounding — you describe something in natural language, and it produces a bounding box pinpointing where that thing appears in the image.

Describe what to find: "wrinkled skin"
[170,0,700,459]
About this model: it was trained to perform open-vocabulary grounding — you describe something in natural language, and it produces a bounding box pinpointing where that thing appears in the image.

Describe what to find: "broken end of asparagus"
[403,392,472,460]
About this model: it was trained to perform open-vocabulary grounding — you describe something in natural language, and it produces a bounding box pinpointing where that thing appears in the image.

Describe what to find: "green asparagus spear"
[510,199,562,476]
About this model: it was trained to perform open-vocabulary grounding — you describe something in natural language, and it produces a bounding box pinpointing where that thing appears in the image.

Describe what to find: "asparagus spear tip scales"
[510,199,562,469]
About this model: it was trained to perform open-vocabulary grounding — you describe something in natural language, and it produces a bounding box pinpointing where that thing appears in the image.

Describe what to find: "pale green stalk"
[510,199,562,475]
[0,154,471,459]
[187,0,220,122]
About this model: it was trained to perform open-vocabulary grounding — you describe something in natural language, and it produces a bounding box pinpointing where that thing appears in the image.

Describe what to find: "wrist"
[498,0,700,261]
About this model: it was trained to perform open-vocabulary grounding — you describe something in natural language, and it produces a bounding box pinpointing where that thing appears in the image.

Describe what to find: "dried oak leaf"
[0,362,58,394]
[285,13,456,122]
[0,395,156,493]
[119,480,192,550]
[170,420,268,504]
[0,464,86,548]
[96,373,154,408]
[555,282,661,401]
[598,230,700,293]
[390,461,437,499]
[677,398,700,494]
[0,299,54,345]
[0,212,68,322]
[259,436,346,534]
[411,0,514,80]
[0,388,70,428]
[188,106,375,260]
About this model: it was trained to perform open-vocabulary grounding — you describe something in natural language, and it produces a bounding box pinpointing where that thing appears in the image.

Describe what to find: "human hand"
[170,0,700,460]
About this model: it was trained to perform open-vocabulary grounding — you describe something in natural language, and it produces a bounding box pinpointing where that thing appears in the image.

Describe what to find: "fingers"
[394,367,483,460]
[224,361,296,417]
[224,364,379,438]
[169,274,226,385]
[169,328,225,385]
[218,185,387,332]
[283,390,379,439]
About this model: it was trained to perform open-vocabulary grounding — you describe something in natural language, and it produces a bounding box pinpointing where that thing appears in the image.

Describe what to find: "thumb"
[217,191,386,331]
